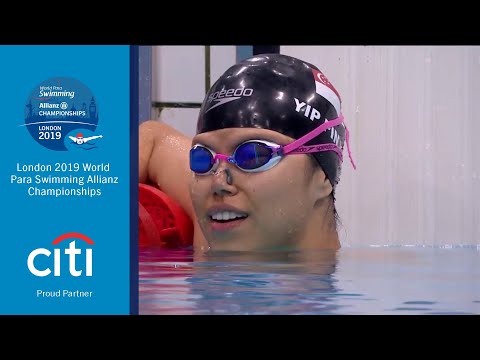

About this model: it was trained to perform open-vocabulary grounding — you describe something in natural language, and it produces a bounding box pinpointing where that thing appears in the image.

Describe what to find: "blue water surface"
[139,246,480,315]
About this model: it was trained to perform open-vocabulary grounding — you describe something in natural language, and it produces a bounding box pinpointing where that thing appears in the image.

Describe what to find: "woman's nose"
[210,163,238,196]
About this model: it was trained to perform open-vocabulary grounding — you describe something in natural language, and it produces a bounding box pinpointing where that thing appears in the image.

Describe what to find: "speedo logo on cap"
[206,87,253,113]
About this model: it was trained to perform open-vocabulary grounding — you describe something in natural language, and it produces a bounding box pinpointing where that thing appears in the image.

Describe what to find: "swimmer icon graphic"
[69,134,103,145]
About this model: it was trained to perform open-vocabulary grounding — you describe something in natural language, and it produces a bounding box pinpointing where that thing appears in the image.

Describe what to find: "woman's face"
[189,127,323,252]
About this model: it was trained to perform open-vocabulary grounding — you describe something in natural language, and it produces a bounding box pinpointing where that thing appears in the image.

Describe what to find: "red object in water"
[138,183,193,248]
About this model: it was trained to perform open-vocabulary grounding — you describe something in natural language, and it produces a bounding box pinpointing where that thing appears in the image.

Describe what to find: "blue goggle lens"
[190,146,213,174]
[234,142,273,169]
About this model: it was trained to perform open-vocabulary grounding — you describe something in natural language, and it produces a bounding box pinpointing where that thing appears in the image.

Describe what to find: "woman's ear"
[312,167,333,202]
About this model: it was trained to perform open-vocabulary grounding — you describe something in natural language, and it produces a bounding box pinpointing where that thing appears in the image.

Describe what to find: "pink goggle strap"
[282,114,356,170]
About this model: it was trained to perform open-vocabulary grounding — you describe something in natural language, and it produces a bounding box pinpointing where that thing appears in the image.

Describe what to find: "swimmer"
[139,53,355,253]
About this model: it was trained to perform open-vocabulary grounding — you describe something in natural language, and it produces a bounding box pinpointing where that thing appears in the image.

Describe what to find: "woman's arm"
[139,120,194,219]
[139,120,209,251]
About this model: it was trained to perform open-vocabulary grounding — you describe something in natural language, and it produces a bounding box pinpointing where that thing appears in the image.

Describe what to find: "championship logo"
[23,77,103,151]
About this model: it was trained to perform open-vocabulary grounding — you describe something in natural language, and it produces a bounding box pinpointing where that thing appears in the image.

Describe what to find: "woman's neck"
[298,203,340,250]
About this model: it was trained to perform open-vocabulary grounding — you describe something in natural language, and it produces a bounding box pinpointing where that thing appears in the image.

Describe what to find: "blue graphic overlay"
[0,45,131,315]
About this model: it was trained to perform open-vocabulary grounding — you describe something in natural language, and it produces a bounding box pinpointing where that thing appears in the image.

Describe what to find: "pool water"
[139,246,480,315]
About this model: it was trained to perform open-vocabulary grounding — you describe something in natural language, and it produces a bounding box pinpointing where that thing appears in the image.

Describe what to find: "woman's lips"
[209,216,248,232]
[206,205,249,232]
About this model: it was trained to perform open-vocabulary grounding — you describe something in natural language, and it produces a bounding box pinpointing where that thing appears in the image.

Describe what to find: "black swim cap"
[196,53,346,186]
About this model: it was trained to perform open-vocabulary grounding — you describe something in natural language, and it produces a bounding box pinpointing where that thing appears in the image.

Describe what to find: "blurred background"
[138,45,480,248]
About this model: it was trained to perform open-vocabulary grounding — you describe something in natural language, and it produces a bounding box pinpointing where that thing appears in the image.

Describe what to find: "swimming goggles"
[189,114,356,174]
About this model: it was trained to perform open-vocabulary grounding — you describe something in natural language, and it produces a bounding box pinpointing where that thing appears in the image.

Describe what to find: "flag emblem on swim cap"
[312,69,341,116]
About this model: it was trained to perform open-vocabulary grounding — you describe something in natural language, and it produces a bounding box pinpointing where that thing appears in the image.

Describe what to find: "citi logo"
[294,98,321,121]
[206,87,253,113]
[27,232,94,277]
